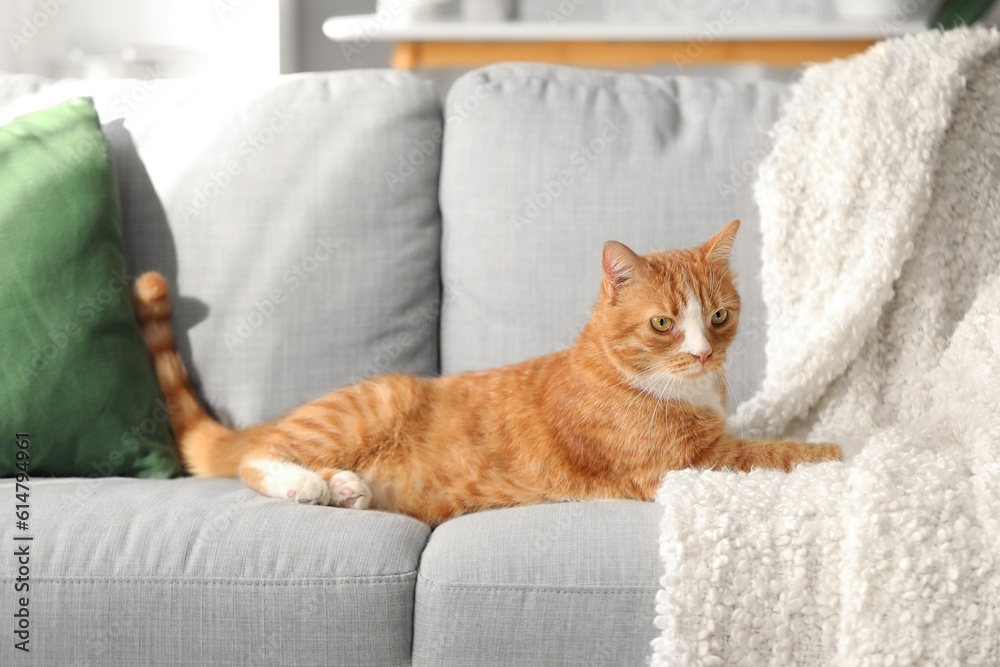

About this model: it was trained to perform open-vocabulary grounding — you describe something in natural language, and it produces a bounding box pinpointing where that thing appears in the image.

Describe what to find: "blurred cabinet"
[324,17,928,70]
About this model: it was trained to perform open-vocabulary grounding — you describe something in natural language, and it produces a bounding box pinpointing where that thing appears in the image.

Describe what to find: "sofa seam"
[0,573,418,585]
[415,578,657,594]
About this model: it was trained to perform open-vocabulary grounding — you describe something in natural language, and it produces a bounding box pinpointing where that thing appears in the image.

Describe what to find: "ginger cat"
[133,220,840,526]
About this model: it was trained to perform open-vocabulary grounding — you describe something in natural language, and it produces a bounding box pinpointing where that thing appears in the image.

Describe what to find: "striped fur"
[133,221,840,526]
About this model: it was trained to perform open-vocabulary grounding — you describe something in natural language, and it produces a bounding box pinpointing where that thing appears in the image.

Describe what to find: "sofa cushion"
[0,97,177,478]
[0,71,444,428]
[412,501,662,666]
[439,63,789,409]
[0,477,429,666]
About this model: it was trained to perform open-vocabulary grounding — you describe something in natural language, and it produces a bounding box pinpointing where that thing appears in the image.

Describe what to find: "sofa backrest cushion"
[0,71,443,427]
[438,64,788,409]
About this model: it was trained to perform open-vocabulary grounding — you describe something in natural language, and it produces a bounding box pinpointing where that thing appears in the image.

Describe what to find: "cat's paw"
[251,460,334,505]
[328,470,371,510]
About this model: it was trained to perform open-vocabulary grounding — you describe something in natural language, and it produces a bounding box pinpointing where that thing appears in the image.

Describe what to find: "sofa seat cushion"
[0,477,429,666]
[412,501,661,666]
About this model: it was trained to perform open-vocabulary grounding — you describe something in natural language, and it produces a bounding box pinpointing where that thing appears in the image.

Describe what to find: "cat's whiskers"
[620,365,659,400]
[646,384,663,444]
[618,364,670,440]
[717,367,746,444]
[718,367,739,410]
[618,385,654,442]
[626,364,697,443]
[664,373,694,423]
[647,372,678,444]
[596,362,662,395]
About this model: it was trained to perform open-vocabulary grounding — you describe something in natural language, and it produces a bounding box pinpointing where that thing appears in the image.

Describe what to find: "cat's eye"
[711,309,729,326]
[650,316,674,333]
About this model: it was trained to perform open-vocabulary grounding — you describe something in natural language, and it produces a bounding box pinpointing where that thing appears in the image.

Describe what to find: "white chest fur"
[674,372,725,414]
[631,369,725,415]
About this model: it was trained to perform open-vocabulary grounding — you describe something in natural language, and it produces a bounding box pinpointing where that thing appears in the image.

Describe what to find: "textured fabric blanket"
[651,28,1000,666]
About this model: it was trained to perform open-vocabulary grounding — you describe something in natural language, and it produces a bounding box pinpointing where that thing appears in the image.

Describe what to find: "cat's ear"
[602,241,643,296]
[701,219,740,265]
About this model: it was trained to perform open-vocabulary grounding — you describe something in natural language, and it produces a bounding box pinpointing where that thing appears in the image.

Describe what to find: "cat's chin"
[678,365,714,379]
[628,365,704,397]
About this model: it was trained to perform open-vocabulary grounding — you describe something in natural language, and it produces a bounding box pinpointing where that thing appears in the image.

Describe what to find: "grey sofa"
[0,63,787,666]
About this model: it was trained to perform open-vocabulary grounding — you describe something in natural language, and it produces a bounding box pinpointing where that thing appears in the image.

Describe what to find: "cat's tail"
[132,272,242,478]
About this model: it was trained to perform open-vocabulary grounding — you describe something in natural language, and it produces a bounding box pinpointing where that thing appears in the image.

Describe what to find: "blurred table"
[323,19,930,70]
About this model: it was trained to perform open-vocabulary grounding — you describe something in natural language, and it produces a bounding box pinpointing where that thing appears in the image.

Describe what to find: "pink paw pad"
[287,489,315,504]
[328,471,371,510]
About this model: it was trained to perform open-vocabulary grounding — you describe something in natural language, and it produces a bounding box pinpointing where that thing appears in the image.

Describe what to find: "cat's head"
[591,220,741,388]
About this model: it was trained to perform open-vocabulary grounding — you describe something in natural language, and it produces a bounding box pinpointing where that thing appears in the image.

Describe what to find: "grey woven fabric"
[0,477,429,666]
[439,63,788,409]
[0,71,444,428]
[412,501,662,666]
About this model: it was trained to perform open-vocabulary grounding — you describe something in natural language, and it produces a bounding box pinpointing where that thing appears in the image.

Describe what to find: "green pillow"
[0,98,179,478]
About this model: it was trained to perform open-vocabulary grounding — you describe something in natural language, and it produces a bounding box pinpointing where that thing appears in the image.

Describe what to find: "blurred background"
[2,0,998,95]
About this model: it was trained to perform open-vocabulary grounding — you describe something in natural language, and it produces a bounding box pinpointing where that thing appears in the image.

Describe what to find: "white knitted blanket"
[651,28,1000,666]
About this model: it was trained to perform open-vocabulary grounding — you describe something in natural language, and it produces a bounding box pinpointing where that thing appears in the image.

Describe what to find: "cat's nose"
[692,350,712,366]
